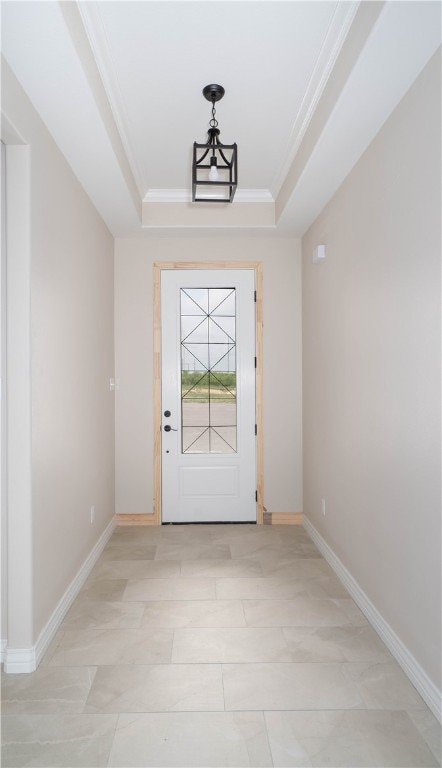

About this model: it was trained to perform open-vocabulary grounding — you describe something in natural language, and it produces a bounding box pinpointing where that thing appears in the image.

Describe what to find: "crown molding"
[144,189,274,204]
[144,189,191,203]
[235,189,274,204]
[271,0,360,198]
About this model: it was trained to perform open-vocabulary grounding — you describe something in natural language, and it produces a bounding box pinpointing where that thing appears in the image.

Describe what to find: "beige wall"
[302,51,441,690]
[115,236,303,517]
[2,62,115,644]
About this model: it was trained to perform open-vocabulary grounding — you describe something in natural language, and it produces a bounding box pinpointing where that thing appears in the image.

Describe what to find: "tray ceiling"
[1,1,440,236]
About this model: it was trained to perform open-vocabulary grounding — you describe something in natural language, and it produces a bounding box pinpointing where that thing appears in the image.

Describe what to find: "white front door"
[161,269,256,523]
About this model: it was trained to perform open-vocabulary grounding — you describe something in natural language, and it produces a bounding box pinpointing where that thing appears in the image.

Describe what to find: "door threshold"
[161,521,257,526]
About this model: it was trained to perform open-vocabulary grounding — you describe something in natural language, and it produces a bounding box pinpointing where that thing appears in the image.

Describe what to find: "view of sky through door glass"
[181,288,237,453]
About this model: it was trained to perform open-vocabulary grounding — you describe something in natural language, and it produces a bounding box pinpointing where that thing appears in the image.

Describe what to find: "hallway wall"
[302,51,441,695]
[2,61,115,650]
[114,236,303,518]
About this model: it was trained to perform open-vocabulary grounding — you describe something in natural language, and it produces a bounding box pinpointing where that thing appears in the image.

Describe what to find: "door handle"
[164,424,178,432]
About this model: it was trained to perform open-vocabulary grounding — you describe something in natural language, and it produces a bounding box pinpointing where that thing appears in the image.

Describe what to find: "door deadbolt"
[164,410,171,417]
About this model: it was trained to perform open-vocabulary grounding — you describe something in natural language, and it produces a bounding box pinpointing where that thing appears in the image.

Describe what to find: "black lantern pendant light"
[192,84,237,203]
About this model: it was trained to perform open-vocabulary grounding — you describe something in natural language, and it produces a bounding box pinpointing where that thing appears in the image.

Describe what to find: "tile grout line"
[262,710,275,768]
[220,661,227,713]
[106,711,121,768]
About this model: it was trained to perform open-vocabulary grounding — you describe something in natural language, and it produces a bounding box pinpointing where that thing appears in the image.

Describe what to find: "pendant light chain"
[209,100,218,129]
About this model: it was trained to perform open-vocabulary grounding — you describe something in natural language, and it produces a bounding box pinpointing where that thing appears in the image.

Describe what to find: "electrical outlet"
[90,505,95,524]
[321,498,326,516]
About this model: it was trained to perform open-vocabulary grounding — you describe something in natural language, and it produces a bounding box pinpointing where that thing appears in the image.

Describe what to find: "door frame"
[153,261,263,526]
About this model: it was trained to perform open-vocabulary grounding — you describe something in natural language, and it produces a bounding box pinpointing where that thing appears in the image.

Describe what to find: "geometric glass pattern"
[181,288,236,453]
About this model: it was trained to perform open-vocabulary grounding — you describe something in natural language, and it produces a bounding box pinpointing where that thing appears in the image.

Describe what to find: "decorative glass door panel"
[161,269,256,523]
[181,288,236,454]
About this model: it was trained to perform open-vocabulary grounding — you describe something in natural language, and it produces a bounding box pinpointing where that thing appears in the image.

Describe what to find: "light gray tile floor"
[2,523,440,767]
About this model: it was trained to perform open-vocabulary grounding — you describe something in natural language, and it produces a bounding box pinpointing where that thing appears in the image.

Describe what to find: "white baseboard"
[3,516,116,673]
[303,516,442,723]
[0,638,7,663]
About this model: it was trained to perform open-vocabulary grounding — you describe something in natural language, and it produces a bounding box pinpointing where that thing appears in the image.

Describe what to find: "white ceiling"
[1,1,441,237]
